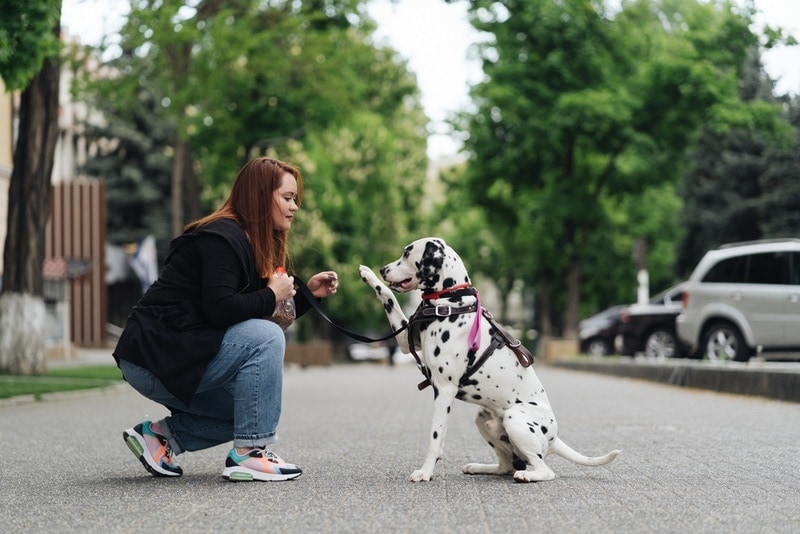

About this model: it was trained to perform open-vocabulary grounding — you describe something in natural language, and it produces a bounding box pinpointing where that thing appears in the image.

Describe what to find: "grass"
[0,365,124,400]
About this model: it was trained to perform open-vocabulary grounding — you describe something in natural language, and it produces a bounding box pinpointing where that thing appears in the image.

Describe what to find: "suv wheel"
[702,321,750,362]
[586,338,612,357]
[643,329,678,359]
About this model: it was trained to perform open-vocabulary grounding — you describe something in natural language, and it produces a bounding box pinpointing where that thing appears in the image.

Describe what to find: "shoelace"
[154,433,177,464]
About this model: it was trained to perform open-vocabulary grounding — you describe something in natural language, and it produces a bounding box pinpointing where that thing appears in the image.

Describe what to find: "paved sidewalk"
[1,360,798,533]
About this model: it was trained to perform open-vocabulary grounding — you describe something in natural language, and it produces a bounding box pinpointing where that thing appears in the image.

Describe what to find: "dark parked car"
[619,283,688,359]
[579,305,626,356]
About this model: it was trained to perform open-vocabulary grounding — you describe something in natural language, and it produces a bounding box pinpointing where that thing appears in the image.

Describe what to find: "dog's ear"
[417,239,445,286]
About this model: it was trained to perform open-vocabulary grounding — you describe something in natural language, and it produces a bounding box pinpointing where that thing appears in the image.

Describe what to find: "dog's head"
[380,237,470,294]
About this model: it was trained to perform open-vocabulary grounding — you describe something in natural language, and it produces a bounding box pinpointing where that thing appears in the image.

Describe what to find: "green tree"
[451,0,777,339]
[0,0,62,374]
[676,48,794,275]
[76,0,431,346]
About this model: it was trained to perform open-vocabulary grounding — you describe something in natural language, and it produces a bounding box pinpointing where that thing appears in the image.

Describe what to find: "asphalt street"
[1,358,798,533]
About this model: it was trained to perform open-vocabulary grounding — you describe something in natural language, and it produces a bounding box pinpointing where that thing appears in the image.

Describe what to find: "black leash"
[295,278,407,343]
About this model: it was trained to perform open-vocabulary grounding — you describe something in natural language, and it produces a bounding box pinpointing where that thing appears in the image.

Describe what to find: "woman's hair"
[186,157,303,278]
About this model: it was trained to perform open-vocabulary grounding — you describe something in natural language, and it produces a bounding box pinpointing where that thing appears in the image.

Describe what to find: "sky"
[61,0,800,160]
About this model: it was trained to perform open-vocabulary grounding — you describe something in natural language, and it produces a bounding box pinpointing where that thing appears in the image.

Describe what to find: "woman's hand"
[307,271,339,298]
[268,271,296,301]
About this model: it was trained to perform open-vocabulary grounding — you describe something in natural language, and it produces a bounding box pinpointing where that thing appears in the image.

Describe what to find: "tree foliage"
[75,0,431,341]
[448,0,786,338]
[677,51,799,275]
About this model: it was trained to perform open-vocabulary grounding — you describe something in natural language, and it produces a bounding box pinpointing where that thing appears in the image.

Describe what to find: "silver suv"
[676,239,800,362]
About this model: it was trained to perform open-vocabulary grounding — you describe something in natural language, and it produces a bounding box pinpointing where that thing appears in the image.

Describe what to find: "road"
[1,361,798,533]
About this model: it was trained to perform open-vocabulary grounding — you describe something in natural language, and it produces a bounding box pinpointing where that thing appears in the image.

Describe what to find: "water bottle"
[272,267,296,330]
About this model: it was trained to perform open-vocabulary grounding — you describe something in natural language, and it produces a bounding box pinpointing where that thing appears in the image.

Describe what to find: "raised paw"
[409,469,433,482]
[358,265,381,286]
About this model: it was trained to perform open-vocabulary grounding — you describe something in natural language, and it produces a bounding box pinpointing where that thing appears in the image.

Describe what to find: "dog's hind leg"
[410,385,457,482]
[358,265,411,353]
[462,410,516,476]
[503,409,556,483]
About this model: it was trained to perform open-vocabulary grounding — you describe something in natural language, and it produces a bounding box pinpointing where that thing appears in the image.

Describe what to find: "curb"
[550,358,800,403]
[0,382,129,408]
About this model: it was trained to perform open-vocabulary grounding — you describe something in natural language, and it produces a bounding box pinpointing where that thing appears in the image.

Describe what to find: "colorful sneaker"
[222,448,302,482]
[123,421,183,477]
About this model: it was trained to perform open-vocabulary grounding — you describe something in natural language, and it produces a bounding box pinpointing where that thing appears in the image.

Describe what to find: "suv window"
[701,252,789,285]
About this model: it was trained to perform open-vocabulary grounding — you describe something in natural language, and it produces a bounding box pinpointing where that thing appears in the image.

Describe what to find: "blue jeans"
[119,318,286,454]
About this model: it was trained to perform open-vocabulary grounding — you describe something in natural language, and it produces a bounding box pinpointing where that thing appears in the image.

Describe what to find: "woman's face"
[272,172,299,231]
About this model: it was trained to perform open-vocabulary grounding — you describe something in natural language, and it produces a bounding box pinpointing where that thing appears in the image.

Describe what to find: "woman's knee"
[225,318,286,351]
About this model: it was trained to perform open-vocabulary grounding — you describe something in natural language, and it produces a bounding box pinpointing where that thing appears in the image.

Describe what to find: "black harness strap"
[407,302,534,391]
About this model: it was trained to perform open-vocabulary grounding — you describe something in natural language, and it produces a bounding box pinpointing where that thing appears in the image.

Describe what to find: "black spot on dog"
[500,435,510,443]
[434,346,441,356]
[512,456,527,470]
[541,426,548,435]
[433,431,438,439]
[528,401,538,406]
[459,376,479,388]
[456,390,467,400]
[442,331,450,343]
[472,394,482,400]
[383,301,394,313]
[438,366,443,373]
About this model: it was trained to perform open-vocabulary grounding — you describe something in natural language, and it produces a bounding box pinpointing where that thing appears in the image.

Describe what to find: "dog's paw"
[409,469,433,482]
[358,265,381,286]
[513,468,556,483]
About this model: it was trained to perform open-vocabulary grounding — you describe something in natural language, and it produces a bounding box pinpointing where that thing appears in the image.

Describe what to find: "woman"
[113,156,339,482]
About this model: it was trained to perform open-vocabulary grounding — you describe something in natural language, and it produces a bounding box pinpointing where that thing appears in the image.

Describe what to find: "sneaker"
[222,448,302,482]
[123,421,183,477]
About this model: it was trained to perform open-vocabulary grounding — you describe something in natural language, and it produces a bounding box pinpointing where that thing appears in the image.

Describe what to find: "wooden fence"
[46,179,107,348]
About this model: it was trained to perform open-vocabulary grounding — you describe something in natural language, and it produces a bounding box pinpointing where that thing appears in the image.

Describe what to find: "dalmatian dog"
[358,237,620,483]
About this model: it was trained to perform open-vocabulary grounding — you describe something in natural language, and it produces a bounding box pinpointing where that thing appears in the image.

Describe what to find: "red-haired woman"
[113,157,339,482]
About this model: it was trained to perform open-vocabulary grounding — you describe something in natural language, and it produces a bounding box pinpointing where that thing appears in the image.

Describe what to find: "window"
[703,256,746,283]
[746,252,787,285]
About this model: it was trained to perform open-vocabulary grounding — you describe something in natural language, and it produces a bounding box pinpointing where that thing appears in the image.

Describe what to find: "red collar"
[421,283,472,300]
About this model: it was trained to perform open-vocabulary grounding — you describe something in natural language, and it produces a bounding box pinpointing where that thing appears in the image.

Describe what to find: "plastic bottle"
[272,267,295,330]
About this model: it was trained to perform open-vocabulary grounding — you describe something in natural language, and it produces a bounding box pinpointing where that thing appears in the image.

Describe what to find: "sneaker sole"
[123,429,182,478]
[222,466,302,482]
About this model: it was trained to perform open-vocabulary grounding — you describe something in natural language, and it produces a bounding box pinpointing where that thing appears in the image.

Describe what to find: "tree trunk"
[0,49,61,374]
[170,139,187,237]
[563,255,581,339]
[537,272,553,338]
[183,144,201,222]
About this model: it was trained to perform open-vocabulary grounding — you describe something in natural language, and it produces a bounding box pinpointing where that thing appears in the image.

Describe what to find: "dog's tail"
[550,437,620,466]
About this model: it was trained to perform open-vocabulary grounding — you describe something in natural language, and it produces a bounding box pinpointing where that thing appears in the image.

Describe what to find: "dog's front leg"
[358,265,411,353]
[410,384,456,482]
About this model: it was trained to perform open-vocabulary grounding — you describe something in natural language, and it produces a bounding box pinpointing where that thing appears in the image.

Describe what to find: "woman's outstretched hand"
[307,271,339,298]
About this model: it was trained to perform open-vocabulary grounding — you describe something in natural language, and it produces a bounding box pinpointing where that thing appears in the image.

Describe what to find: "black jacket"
[113,218,311,405]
